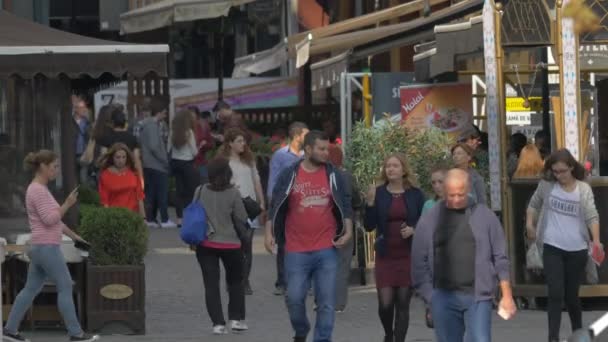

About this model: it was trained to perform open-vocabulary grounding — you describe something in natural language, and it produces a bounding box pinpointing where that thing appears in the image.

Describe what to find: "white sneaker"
[160,220,177,229]
[230,320,248,332]
[212,325,227,335]
[145,221,159,228]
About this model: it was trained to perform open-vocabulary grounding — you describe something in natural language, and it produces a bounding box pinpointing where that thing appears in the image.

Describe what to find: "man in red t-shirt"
[265,130,353,342]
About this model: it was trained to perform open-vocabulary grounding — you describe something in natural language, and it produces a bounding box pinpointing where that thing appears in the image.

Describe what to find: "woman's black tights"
[377,287,413,342]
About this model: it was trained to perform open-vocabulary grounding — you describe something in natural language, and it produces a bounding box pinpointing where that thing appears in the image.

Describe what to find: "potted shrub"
[79,207,149,334]
[346,120,453,195]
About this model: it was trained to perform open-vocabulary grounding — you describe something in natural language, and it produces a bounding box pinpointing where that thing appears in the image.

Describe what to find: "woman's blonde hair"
[380,153,417,188]
[513,144,544,178]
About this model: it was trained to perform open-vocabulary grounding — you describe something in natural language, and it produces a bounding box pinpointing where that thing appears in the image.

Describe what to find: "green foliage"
[346,120,453,195]
[249,136,285,157]
[79,184,100,206]
[79,207,149,266]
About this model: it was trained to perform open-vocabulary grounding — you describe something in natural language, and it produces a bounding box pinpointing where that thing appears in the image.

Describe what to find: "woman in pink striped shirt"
[3,150,99,342]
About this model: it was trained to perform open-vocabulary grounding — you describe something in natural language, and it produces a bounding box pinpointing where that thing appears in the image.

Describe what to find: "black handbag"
[242,196,262,220]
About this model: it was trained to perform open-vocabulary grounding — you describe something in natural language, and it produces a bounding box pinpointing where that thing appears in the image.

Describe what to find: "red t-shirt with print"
[285,165,337,253]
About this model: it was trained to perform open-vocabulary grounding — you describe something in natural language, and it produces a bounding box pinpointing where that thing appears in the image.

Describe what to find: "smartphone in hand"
[74,240,91,252]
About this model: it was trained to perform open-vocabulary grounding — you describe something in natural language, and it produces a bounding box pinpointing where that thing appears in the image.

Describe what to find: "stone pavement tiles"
[18,229,608,342]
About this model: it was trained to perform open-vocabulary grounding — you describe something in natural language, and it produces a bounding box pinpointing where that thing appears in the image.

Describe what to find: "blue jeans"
[285,247,337,342]
[431,289,492,342]
[144,168,169,223]
[5,245,82,337]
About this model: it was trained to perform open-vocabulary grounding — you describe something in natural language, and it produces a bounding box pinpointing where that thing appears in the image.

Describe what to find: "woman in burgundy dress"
[365,153,426,342]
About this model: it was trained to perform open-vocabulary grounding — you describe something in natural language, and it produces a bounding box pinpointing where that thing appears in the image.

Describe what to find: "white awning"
[232,41,287,78]
[311,50,351,91]
[120,0,256,34]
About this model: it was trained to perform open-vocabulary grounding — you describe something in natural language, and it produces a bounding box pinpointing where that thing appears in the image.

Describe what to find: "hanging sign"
[483,0,501,210]
[506,112,532,126]
[505,97,542,112]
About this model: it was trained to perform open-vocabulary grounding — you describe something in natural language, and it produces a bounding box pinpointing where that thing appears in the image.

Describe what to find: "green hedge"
[79,184,100,206]
[79,206,149,266]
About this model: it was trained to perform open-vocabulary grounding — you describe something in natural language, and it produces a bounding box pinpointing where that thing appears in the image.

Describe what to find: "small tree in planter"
[346,120,453,198]
[79,207,149,334]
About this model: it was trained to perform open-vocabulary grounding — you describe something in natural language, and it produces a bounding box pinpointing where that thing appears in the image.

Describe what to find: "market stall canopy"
[95,77,293,118]
[287,0,451,55]
[120,0,256,34]
[307,0,483,90]
[299,0,482,62]
[233,0,452,76]
[0,10,168,78]
[232,41,287,78]
[349,0,483,60]
[414,15,483,81]
[173,77,298,111]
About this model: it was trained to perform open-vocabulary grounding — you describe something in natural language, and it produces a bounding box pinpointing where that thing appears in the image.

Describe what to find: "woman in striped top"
[3,150,99,342]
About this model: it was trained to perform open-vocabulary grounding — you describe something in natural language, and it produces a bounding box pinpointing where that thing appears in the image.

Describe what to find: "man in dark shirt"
[412,169,516,342]
[98,109,144,185]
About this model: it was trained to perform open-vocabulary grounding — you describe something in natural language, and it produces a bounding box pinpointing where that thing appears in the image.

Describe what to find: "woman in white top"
[526,149,600,342]
[169,110,199,227]
[220,127,265,295]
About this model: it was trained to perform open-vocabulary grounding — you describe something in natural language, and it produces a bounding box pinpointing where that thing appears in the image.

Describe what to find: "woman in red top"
[98,143,145,217]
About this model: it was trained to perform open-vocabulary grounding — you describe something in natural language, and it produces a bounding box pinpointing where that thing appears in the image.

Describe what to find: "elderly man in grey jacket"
[412,169,516,342]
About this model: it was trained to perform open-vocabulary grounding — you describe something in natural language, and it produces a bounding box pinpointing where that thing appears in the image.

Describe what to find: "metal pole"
[346,74,353,147]
[541,47,551,137]
[0,238,5,341]
[340,72,347,155]
[556,1,565,150]
[494,2,513,261]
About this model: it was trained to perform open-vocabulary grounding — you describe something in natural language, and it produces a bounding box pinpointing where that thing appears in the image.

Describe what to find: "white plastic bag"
[526,243,543,270]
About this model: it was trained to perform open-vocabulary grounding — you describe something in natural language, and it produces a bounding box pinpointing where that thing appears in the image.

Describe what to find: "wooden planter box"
[86,264,145,334]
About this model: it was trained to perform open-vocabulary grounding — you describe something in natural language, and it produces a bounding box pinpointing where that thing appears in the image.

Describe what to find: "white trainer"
[230,320,248,332]
[212,325,227,335]
[160,220,177,229]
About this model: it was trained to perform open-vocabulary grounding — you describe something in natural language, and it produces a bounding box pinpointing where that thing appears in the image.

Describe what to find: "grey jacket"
[139,117,169,173]
[469,168,487,205]
[528,179,599,254]
[411,199,510,304]
[198,185,248,245]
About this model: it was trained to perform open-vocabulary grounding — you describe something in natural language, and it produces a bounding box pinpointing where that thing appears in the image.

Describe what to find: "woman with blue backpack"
[191,157,250,335]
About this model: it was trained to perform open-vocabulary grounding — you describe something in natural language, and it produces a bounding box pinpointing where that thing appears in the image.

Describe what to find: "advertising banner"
[372,72,415,121]
[399,83,473,138]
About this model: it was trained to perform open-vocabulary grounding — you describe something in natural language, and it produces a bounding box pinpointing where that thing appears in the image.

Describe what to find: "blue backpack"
[180,186,208,245]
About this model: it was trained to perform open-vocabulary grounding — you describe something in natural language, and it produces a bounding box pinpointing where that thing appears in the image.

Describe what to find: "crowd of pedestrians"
[6,93,603,342]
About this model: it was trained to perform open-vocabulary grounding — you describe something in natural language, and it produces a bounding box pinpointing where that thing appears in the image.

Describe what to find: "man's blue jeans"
[5,245,83,337]
[285,247,337,342]
[431,289,492,342]
[143,168,169,223]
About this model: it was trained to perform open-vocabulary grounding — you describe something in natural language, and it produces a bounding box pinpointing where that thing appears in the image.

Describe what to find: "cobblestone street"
[20,228,608,342]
